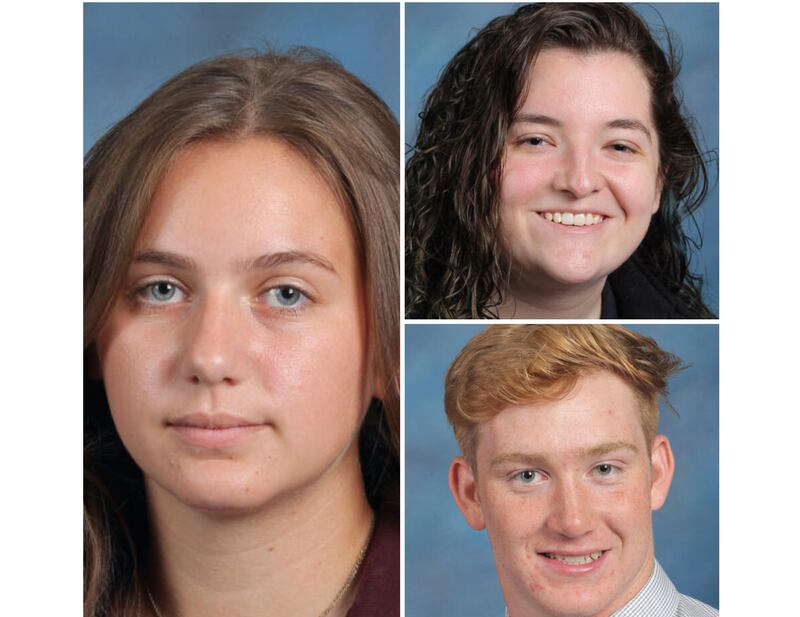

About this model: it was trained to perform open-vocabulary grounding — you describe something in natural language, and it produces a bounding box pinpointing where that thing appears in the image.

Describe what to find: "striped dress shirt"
[504,560,718,617]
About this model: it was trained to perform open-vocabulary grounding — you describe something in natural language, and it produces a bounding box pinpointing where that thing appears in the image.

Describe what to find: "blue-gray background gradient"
[406,3,719,315]
[405,324,718,616]
[84,3,399,153]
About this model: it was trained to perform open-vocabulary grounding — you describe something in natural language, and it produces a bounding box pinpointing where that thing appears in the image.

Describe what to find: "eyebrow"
[605,118,653,143]
[513,113,563,128]
[512,113,652,143]
[132,250,338,275]
[491,440,640,469]
[243,251,337,275]
[133,250,197,270]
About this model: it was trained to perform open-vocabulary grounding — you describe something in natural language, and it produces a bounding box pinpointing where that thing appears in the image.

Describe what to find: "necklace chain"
[143,513,376,617]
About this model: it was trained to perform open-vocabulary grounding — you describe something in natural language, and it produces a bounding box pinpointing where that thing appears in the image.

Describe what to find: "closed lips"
[168,413,265,429]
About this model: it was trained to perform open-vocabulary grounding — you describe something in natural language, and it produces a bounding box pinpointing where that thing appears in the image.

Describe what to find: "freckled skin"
[450,371,674,617]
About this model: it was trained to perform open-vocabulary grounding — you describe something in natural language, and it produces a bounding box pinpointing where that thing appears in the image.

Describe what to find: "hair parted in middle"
[84,48,399,617]
[444,325,683,467]
[406,2,714,319]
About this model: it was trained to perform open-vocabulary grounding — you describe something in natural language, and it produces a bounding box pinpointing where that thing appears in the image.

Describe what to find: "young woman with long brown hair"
[84,49,399,617]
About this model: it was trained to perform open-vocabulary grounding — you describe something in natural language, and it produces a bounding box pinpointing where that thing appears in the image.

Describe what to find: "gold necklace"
[143,513,376,617]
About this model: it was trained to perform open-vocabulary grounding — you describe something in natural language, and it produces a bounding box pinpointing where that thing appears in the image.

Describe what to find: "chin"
[522,247,611,289]
[540,262,608,288]
[153,461,287,514]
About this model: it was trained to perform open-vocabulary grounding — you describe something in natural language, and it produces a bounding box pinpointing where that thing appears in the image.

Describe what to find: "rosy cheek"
[500,159,551,206]
[609,172,659,215]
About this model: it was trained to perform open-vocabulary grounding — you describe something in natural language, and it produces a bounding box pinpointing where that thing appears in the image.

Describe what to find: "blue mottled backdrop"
[84,3,399,153]
[405,323,719,616]
[405,3,719,315]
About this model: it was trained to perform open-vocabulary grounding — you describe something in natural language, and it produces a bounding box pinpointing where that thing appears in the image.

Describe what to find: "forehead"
[516,48,654,127]
[475,371,648,465]
[136,136,355,265]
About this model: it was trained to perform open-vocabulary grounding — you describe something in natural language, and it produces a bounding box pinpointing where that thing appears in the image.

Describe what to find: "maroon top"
[347,500,400,617]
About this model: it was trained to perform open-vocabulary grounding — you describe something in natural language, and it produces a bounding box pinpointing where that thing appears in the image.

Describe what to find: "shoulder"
[608,256,709,319]
[614,561,717,617]
[677,593,719,617]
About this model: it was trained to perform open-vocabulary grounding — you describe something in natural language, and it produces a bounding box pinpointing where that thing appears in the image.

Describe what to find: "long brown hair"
[84,49,399,617]
[406,3,715,318]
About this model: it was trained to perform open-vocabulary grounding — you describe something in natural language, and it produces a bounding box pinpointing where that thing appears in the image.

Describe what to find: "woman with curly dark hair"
[406,3,716,319]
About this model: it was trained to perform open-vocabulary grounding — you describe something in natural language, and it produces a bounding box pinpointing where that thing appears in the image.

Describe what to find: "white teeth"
[540,212,604,227]
[544,551,603,565]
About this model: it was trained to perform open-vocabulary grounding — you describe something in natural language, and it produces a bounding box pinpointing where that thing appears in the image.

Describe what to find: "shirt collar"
[503,560,679,617]
[612,560,680,617]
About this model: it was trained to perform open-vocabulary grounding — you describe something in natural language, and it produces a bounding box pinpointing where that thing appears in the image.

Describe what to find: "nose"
[545,478,597,538]
[552,146,603,199]
[181,295,244,386]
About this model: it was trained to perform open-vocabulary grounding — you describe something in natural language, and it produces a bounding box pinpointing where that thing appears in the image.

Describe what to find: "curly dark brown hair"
[406,3,715,318]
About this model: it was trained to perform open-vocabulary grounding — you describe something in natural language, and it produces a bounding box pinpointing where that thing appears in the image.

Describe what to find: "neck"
[143,445,373,617]
[498,275,606,319]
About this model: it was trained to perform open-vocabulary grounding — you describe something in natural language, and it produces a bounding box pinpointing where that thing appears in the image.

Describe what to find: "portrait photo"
[405,3,718,320]
[405,323,718,616]
[84,4,400,617]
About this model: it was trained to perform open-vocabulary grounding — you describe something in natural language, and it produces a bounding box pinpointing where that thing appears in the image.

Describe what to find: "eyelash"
[609,143,636,154]
[260,285,311,313]
[593,463,622,479]
[518,136,638,155]
[513,469,545,484]
[511,463,622,486]
[521,136,549,147]
[130,281,313,316]
[133,279,188,307]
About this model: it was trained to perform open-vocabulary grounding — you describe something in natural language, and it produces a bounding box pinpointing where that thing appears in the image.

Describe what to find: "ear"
[371,369,389,403]
[649,435,675,511]
[448,456,486,531]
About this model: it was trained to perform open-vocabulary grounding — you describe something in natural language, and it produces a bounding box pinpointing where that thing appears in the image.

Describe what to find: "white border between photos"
[3,0,82,614]
[3,0,799,615]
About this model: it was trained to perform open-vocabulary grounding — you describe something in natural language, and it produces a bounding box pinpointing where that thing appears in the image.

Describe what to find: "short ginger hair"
[444,325,682,466]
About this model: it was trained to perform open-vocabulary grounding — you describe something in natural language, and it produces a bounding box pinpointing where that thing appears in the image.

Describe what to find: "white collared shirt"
[504,561,718,617]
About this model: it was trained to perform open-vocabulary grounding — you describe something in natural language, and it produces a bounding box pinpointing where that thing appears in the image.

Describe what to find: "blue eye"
[515,470,540,484]
[264,286,308,309]
[594,464,617,477]
[139,281,185,304]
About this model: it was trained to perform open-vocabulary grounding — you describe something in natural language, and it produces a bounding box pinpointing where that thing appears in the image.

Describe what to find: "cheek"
[482,491,541,559]
[609,169,660,218]
[603,480,654,544]
[251,314,370,435]
[98,318,176,426]
[500,159,552,209]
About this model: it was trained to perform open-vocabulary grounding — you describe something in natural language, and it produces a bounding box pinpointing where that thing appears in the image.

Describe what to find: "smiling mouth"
[538,212,605,227]
[541,551,605,565]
